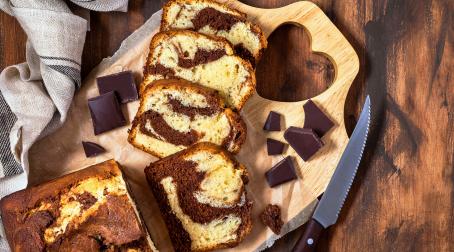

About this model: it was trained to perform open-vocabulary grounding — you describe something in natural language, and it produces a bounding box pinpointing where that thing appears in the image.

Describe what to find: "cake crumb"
[260,204,284,234]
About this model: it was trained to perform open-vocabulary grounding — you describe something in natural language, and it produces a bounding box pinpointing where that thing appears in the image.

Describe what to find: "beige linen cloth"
[0,0,127,250]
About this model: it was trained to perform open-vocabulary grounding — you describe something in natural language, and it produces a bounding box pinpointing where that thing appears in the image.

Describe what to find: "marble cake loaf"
[129,79,246,158]
[145,143,253,251]
[0,160,157,252]
[160,0,267,67]
[142,30,255,110]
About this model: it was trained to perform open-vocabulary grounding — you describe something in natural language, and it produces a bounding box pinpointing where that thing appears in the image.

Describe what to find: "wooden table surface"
[0,0,453,251]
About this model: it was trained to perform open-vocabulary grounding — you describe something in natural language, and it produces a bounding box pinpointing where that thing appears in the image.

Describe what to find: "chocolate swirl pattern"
[145,143,253,251]
[160,0,268,67]
[141,30,256,110]
[129,79,247,158]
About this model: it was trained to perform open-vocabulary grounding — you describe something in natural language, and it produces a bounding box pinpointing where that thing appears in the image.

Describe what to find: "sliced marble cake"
[0,160,157,251]
[142,30,255,110]
[129,79,246,158]
[144,142,253,251]
[161,0,267,67]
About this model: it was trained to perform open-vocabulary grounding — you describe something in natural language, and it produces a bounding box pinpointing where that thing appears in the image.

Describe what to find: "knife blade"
[292,95,371,252]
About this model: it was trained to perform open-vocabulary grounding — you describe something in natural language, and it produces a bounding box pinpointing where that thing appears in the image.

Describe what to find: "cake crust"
[145,143,253,251]
[129,79,247,158]
[0,160,157,252]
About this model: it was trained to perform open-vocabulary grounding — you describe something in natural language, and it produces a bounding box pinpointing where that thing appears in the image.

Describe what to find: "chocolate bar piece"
[88,91,126,135]
[265,156,297,187]
[303,100,334,137]
[284,127,324,161]
[267,138,286,155]
[263,111,281,131]
[97,71,138,103]
[260,204,284,234]
[82,141,106,157]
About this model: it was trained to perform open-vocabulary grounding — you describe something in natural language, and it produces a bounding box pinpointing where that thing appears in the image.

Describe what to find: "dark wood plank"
[0,0,453,251]
[262,1,454,252]
[0,10,27,68]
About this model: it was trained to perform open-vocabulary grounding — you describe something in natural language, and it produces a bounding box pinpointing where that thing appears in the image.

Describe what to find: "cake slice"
[142,30,255,110]
[0,160,158,252]
[129,79,246,158]
[161,0,267,67]
[145,142,253,251]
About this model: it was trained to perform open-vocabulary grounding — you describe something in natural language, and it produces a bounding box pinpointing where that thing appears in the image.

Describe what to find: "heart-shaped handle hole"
[256,24,335,102]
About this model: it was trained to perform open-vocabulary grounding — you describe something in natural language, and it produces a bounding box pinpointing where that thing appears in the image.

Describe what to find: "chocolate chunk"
[284,127,324,161]
[303,100,334,137]
[88,91,126,135]
[82,141,106,157]
[267,138,286,155]
[260,204,284,234]
[265,156,297,187]
[97,71,138,103]
[263,111,281,131]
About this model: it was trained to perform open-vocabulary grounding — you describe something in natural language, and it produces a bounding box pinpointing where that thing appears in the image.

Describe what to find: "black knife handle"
[292,219,325,252]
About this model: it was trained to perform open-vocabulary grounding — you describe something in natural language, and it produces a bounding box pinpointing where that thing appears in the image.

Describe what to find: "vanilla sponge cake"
[142,30,255,110]
[161,0,267,67]
[129,79,246,158]
[145,143,253,251]
[0,160,157,251]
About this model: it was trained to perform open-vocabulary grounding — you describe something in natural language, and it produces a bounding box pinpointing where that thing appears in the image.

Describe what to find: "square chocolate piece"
[97,71,138,103]
[303,100,334,137]
[284,127,324,161]
[267,138,286,155]
[88,91,126,135]
[263,111,281,131]
[265,156,298,187]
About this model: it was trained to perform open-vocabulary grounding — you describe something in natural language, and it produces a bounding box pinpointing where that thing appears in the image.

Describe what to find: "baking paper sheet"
[28,9,317,251]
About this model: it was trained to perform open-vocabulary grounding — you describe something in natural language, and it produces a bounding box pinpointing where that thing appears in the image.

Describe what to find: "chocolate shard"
[303,100,334,137]
[267,138,286,155]
[260,204,284,234]
[263,111,281,131]
[96,71,138,103]
[284,127,324,161]
[265,156,297,187]
[88,91,126,135]
[82,141,106,157]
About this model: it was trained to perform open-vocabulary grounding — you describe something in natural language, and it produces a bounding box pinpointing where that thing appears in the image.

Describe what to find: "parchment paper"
[28,9,318,251]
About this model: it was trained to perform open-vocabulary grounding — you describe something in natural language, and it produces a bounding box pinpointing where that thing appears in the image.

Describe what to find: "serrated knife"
[292,95,371,252]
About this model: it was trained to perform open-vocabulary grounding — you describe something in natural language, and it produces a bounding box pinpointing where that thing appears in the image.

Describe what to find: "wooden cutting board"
[29,1,359,251]
[223,0,360,203]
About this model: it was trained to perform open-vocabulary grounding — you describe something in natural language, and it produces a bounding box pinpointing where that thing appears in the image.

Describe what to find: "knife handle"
[292,219,324,252]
